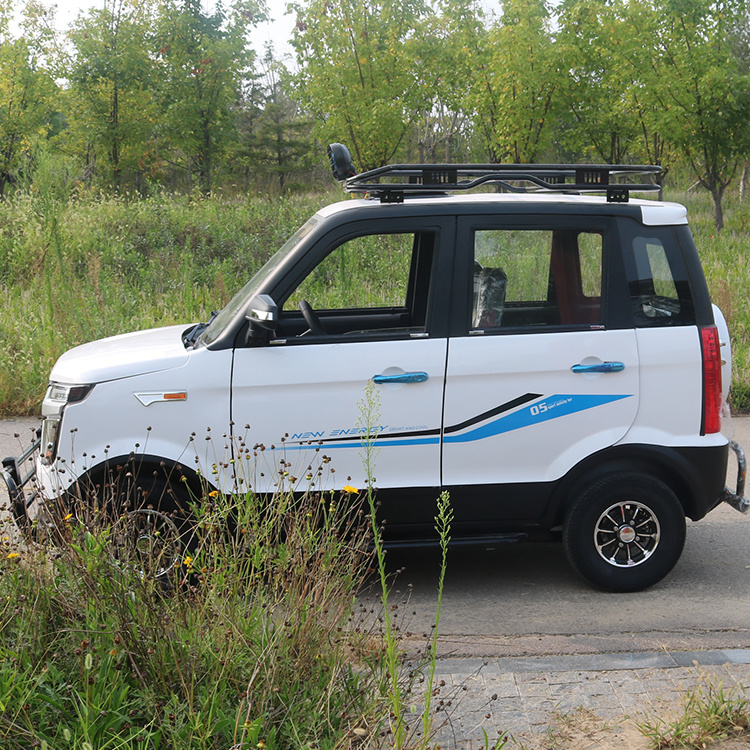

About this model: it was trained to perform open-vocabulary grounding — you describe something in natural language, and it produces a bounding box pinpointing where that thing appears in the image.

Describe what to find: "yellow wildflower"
[183,555,193,570]
[208,490,220,498]
[342,485,358,494]
[6,552,19,559]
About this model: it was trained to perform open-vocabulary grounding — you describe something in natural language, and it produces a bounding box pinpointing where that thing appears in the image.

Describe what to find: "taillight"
[700,325,722,434]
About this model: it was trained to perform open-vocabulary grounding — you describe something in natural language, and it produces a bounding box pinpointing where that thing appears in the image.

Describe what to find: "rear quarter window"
[624,228,696,326]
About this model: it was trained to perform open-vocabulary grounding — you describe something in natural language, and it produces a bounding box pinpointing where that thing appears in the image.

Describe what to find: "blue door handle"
[373,371,429,384]
[571,361,625,374]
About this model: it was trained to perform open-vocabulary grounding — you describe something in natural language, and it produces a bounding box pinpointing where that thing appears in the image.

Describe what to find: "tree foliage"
[473,0,561,163]
[154,0,264,193]
[621,0,750,229]
[66,0,158,191]
[557,0,640,164]
[292,0,435,170]
[0,0,58,196]
[1,0,750,218]
[232,45,313,191]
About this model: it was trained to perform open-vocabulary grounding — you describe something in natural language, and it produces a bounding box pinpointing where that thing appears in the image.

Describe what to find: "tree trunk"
[111,74,121,192]
[199,120,212,194]
[711,185,725,231]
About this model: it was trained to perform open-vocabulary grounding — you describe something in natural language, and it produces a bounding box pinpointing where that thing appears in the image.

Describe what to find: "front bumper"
[722,440,749,512]
[1,430,41,536]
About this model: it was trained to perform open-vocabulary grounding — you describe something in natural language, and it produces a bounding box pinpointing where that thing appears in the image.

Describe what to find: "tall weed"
[0,450,388,749]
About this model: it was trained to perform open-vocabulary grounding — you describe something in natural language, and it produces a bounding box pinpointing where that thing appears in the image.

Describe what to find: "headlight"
[45,383,95,410]
[40,382,94,464]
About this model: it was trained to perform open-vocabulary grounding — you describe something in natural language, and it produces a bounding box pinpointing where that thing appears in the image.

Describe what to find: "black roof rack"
[327,144,662,204]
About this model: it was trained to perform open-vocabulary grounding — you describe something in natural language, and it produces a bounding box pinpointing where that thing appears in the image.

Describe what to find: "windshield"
[199,217,319,346]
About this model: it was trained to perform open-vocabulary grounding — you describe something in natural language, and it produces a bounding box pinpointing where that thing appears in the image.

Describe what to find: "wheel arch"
[65,452,214,507]
[550,443,724,525]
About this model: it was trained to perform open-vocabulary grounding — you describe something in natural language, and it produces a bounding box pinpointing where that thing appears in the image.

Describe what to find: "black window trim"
[453,214,621,337]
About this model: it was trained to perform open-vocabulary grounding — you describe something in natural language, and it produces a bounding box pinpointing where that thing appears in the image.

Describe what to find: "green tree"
[0,0,59,196]
[557,0,640,164]
[622,0,750,229]
[233,45,313,192]
[154,0,264,193]
[66,0,158,191]
[410,0,485,162]
[292,0,436,170]
[472,0,560,163]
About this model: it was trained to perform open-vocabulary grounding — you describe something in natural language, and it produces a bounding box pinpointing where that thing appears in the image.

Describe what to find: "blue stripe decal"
[444,393,631,444]
[282,436,440,451]
[280,393,631,451]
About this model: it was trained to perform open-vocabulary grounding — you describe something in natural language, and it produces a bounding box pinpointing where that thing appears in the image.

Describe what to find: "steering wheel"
[299,299,327,336]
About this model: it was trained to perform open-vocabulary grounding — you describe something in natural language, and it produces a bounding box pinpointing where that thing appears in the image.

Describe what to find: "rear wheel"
[563,472,686,592]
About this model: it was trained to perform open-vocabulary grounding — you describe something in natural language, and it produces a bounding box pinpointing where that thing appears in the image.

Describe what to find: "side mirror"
[246,294,278,337]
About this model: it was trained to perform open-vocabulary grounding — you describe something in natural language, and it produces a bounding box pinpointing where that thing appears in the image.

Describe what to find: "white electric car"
[3,147,747,591]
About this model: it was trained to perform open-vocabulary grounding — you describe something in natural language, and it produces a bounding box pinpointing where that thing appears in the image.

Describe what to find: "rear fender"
[549,442,728,525]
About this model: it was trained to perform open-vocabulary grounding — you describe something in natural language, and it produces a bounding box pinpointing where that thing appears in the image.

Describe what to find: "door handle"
[372,371,429,384]
[571,361,625,374]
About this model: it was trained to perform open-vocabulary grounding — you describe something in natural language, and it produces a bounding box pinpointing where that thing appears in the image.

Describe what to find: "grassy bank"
[0,176,333,414]
[0,454,457,749]
[0,170,748,414]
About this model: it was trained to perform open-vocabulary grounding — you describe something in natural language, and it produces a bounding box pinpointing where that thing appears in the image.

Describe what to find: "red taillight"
[700,325,722,434]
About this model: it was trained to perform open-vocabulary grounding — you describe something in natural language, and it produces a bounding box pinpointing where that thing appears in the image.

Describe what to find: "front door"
[230,219,454,497]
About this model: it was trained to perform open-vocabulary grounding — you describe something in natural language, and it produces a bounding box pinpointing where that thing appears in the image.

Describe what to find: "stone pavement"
[418,650,750,748]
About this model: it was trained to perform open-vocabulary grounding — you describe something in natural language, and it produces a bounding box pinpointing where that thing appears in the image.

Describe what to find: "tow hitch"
[1,430,41,537]
[722,440,749,513]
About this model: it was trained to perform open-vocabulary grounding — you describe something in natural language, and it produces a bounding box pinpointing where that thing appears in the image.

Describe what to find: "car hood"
[50,324,192,385]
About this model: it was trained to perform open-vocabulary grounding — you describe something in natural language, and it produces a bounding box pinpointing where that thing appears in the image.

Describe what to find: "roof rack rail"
[327,144,662,204]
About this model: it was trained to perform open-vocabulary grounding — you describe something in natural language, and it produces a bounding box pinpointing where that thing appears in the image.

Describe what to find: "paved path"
[421,651,750,748]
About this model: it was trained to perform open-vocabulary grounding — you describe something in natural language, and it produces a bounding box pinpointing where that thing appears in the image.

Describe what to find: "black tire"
[562,472,686,592]
[72,461,196,579]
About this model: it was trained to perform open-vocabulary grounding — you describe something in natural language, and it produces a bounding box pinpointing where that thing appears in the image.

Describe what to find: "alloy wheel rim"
[594,501,660,568]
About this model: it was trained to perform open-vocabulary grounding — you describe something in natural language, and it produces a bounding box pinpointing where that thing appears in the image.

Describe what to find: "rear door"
[442,215,640,520]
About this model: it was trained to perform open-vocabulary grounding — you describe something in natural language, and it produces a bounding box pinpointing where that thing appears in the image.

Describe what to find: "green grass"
[0,459,388,749]
[638,676,750,748]
[0,183,335,415]
[0,167,748,414]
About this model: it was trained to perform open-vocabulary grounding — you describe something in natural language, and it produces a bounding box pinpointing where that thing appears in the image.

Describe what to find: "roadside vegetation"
[0,478,388,749]
[639,678,750,749]
[0,386,470,750]
[0,440,464,749]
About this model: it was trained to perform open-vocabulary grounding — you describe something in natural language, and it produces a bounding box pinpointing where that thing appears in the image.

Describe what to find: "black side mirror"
[246,294,278,341]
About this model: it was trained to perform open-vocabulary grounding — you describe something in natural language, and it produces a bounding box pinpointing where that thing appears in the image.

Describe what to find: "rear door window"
[470,227,604,331]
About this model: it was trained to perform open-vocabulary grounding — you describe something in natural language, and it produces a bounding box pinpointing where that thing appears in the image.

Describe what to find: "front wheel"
[563,473,686,592]
[71,462,196,580]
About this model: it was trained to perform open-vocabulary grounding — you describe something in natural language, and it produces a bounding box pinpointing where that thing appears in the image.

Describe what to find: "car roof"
[316,193,688,227]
